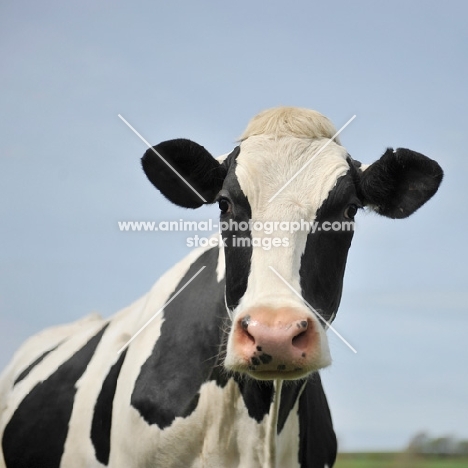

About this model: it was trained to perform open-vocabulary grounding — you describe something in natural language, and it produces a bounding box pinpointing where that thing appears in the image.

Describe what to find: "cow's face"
[217,136,356,379]
[142,107,443,381]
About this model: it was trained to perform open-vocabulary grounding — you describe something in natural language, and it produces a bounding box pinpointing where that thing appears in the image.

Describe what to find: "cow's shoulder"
[130,246,226,429]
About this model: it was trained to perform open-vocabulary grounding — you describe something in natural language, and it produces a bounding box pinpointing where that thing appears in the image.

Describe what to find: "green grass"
[335,452,468,468]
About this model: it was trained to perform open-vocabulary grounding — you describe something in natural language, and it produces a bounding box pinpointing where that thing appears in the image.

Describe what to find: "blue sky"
[1,0,467,452]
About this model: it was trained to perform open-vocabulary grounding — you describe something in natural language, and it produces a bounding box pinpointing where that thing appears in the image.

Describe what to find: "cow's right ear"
[141,138,228,209]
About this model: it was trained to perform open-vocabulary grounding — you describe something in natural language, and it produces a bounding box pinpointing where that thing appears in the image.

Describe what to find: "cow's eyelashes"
[218,198,232,215]
[344,204,360,220]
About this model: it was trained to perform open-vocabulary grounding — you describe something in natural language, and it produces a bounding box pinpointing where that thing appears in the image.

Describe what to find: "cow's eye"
[218,198,231,215]
[344,204,359,219]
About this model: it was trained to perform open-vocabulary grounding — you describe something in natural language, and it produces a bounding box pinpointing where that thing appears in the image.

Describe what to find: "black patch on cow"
[219,156,253,309]
[298,373,337,468]
[277,381,305,434]
[234,377,274,423]
[91,348,127,466]
[2,324,108,468]
[131,247,226,429]
[251,357,261,366]
[208,359,230,388]
[300,172,357,323]
[13,343,61,386]
[235,378,304,428]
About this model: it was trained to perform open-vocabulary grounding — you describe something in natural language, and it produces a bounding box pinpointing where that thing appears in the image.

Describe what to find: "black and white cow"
[0,107,443,468]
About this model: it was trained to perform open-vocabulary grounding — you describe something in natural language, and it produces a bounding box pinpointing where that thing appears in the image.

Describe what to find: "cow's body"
[0,107,443,467]
[0,246,335,468]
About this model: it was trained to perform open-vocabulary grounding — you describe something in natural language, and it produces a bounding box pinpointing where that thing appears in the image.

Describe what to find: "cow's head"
[142,107,443,380]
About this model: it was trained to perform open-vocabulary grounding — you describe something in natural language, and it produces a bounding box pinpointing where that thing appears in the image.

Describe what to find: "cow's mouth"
[227,359,316,380]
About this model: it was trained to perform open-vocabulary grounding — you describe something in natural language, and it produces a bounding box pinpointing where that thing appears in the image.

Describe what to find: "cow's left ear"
[359,148,443,219]
[142,138,229,209]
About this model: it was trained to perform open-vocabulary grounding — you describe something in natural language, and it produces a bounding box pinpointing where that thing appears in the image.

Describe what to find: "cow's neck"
[207,369,306,466]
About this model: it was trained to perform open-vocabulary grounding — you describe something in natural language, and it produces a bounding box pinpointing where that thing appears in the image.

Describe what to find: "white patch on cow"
[110,377,292,468]
[229,108,346,312]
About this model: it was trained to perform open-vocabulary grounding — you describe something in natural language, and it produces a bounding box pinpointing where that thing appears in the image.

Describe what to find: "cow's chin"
[225,356,332,381]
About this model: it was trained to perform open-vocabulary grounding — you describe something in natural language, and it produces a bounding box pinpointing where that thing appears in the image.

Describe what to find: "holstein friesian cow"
[0,107,443,468]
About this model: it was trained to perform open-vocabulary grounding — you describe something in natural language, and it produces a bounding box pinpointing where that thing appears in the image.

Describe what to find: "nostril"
[241,315,251,330]
[292,319,312,351]
[243,328,255,344]
[292,330,308,350]
[237,315,255,346]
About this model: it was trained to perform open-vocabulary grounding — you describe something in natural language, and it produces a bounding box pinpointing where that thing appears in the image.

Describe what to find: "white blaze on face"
[234,135,350,315]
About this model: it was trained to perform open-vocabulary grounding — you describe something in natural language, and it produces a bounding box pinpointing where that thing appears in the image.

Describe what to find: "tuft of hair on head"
[239,106,340,143]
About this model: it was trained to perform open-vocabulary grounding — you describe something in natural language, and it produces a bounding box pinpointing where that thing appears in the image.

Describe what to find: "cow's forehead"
[232,136,351,219]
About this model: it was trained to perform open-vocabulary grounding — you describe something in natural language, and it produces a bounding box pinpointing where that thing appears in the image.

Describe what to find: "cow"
[0,107,443,468]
